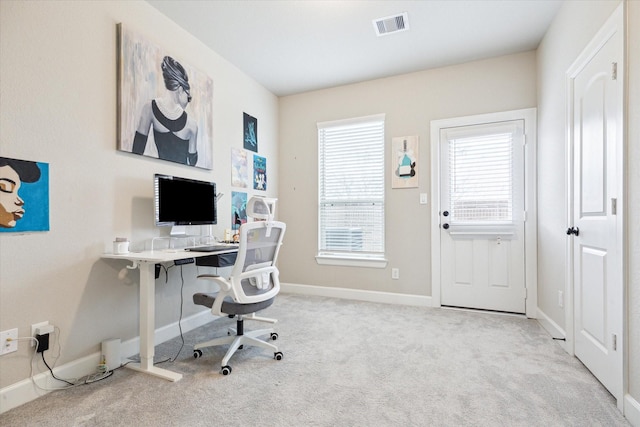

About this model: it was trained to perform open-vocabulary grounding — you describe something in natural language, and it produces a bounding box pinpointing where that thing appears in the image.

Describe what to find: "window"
[449,128,512,223]
[442,120,524,232]
[317,114,386,267]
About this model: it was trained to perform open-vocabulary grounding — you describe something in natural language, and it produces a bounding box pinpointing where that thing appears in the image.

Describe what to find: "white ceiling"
[147,0,563,97]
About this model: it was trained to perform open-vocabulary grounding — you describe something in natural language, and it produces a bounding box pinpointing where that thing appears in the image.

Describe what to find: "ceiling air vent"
[373,12,409,37]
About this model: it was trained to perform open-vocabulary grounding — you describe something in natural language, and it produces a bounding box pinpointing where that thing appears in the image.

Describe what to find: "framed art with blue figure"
[391,135,419,189]
[117,23,214,169]
[0,156,49,233]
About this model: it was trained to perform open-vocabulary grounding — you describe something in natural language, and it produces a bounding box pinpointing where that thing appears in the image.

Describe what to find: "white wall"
[0,0,278,390]
[278,52,537,297]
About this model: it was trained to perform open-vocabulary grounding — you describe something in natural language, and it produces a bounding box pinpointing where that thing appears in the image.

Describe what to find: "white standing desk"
[102,247,238,382]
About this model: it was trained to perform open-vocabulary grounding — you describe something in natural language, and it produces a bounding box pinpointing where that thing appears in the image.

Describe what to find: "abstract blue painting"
[231,191,247,231]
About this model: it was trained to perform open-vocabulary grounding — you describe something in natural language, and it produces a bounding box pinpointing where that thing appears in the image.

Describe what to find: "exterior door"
[439,120,526,314]
[569,6,623,405]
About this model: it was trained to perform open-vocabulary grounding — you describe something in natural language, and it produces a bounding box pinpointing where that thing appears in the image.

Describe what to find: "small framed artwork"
[253,154,266,191]
[231,191,247,230]
[243,113,258,152]
[0,156,50,233]
[391,135,419,189]
[117,23,214,169]
[231,148,248,188]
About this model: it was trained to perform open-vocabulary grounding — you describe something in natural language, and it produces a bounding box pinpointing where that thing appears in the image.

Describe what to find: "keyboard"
[184,245,238,252]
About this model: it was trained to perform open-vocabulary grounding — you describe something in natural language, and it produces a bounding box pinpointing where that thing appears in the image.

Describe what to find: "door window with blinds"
[441,120,524,236]
[317,114,386,266]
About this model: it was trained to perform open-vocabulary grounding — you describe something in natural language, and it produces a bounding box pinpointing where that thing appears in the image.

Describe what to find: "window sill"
[315,254,388,268]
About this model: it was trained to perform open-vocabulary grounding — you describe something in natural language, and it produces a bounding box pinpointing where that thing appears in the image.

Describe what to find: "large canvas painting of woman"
[117,24,213,169]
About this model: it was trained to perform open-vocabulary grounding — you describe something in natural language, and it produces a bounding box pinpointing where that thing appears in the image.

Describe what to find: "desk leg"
[125,262,182,382]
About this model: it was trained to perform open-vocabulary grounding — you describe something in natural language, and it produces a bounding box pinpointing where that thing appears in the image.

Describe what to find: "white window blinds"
[444,122,521,225]
[318,114,385,257]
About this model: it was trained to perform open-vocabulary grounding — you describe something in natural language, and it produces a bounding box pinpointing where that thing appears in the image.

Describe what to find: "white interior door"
[569,6,623,405]
[439,120,526,314]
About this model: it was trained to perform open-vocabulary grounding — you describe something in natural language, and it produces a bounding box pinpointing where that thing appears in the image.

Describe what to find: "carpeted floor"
[0,294,630,426]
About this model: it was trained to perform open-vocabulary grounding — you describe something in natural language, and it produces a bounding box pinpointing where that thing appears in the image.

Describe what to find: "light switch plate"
[420,193,428,204]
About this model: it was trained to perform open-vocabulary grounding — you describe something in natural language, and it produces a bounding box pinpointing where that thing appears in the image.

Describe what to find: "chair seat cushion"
[193,293,275,315]
[193,280,275,315]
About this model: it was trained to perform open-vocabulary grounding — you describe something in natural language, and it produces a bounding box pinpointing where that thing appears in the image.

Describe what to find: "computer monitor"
[154,174,217,235]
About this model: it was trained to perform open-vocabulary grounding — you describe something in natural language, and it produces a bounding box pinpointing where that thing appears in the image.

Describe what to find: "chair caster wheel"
[193,349,203,359]
[274,352,283,361]
[221,365,232,375]
[270,332,278,341]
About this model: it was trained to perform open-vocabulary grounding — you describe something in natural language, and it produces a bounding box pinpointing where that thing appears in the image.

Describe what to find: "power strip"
[174,258,194,266]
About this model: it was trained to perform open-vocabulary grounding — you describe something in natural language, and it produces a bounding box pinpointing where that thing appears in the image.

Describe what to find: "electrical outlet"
[420,193,428,205]
[1,328,18,355]
[31,321,49,347]
[391,268,400,280]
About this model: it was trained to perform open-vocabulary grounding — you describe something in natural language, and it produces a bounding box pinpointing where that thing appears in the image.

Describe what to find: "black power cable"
[41,352,74,386]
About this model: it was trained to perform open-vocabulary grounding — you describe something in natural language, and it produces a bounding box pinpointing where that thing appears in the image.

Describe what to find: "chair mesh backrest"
[242,224,283,273]
[230,220,286,283]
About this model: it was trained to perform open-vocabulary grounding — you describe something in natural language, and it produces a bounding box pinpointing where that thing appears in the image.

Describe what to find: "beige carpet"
[0,294,629,426]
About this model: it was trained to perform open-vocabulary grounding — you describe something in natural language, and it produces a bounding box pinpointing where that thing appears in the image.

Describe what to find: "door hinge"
[611,198,617,215]
[523,210,527,222]
[612,62,618,80]
[612,333,617,351]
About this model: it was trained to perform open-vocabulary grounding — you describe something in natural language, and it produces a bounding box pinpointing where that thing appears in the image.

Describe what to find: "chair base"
[194,324,278,370]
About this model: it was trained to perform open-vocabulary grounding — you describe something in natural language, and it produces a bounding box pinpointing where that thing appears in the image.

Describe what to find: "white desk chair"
[192,197,285,375]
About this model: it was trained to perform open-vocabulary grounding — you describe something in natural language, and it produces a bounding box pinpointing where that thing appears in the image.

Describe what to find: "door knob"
[443,223,450,230]
[566,226,580,236]
[443,211,449,217]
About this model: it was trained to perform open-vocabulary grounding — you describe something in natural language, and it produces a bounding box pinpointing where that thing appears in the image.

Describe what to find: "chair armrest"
[197,274,232,292]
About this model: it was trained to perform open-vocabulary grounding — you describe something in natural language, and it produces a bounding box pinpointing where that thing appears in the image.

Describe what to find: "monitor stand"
[169,225,187,237]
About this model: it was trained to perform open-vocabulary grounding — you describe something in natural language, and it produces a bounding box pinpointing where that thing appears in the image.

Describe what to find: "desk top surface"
[101,247,238,263]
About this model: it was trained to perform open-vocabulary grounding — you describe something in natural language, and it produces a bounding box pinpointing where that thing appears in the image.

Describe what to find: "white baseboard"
[535,307,569,353]
[625,393,640,427]
[0,309,214,414]
[0,351,101,414]
[280,282,432,307]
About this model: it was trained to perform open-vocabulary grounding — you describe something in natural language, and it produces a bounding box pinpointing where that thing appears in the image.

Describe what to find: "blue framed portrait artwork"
[0,156,50,233]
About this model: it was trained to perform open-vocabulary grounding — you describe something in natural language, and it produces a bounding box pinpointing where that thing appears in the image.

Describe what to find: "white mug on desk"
[113,238,129,254]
